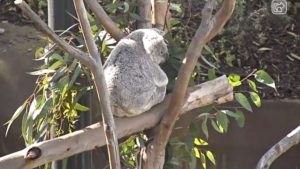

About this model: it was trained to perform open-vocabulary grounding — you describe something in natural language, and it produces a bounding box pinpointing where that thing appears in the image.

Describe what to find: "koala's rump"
[104,54,160,116]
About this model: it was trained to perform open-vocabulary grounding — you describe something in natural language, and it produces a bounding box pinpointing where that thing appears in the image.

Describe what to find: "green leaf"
[235,109,245,128]
[210,119,224,133]
[206,150,216,165]
[208,69,216,80]
[32,98,52,121]
[34,47,44,59]
[193,147,200,158]
[200,152,207,169]
[48,66,68,82]
[194,138,208,146]
[201,116,209,139]
[216,112,229,132]
[228,74,242,87]
[28,69,55,76]
[49,53,64,62]
[254,70,276,89]
[247,79,258,92]
[235,93,253,112]
[69,65,82,89]
[5,100,27,136]
[49,60,64,70]
[250,92,261,107]
[74,103,90,111]
[222,110,239,118]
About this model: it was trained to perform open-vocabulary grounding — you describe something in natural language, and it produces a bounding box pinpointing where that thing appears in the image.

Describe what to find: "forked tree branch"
[256,126,300,169]
[84,0,125,41]
[143,0,236,168]
[137,0,152,29]
[73,0,121,168]
[0,76,233,169]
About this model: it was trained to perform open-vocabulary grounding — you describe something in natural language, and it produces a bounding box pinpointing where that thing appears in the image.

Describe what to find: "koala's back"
[104,39,166,117]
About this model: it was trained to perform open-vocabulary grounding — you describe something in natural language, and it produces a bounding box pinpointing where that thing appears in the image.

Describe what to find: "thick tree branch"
[0,76,233,169]
[137,0,152,28]
[73,0,121,168]
[143,0,236,168]
[84,0,125,41]
[14,0,93,67]
[256,126,300,169]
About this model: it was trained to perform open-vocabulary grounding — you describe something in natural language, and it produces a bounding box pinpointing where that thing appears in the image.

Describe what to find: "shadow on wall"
[0,22,45,156]
[174,100,300,169]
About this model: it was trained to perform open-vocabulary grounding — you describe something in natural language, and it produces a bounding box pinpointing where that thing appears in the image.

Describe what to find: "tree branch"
[73,0,121,168]
[0,76,233,169]
[256,126,300,169]
[143,0,236,168]
[204,0,236,43]
[84,0,125,41]
[14,0,93,67]
[136,0,152,29]
[152,0,170,30]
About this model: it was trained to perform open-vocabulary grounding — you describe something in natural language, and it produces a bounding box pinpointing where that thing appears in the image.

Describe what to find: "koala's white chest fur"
[103,29,169,117]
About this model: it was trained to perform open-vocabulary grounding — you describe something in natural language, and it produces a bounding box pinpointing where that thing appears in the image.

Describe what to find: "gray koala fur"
[103,29,169,117]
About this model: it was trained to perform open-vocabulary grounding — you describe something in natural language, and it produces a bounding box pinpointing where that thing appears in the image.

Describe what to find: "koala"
[103,29,169,117]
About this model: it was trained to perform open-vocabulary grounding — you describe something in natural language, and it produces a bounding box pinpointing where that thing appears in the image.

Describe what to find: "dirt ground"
[0,21,45,155]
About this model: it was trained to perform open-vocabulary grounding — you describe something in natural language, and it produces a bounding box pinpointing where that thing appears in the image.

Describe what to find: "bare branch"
[84,0,125,41]
[0,76,233,169]
[143,0,236,168]
[205,0,236,43]
[137,0,152,28]
[73,0,121,168]
[256,126,300,169]
[14,0,93,67]
[152,0,169,30]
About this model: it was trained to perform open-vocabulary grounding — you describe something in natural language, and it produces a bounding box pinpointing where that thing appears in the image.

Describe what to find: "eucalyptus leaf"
[5,100,27,136]
[49,60,64,70]
[74,103,90,112]
[200,152,207,169]
[193,147,200,158]
[28,69,55,76]
[206,150,216,165]
[69,65,82,89]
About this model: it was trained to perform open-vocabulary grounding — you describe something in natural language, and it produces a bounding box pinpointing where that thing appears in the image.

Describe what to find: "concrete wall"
[0,22,43,155]
[174,100,300,169]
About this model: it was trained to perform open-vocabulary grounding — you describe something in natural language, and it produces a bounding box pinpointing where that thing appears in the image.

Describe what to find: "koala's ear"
[142,35,153,54]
